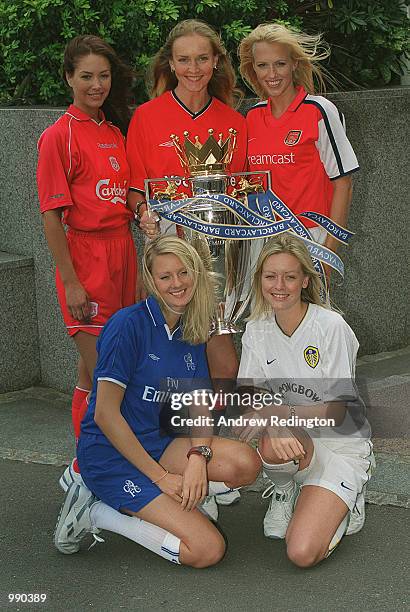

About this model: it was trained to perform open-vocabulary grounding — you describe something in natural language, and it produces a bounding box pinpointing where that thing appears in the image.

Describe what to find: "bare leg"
[126,495,225,568]
[285,486,349,567]
[73,331,98,384]
[160,437,261,489]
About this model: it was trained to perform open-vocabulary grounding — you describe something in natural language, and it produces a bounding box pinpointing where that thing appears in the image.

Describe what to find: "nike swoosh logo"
[341,482,353,490]
[248,138,256,142]
[266,359,276,365]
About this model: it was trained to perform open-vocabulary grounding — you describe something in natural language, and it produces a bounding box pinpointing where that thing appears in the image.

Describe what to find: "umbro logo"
[266,359,276,365]
[149,353,160,361]
[159,141,174,147]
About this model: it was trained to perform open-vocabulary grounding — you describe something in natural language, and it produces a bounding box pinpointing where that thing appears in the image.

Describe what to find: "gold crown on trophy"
[170,128,237,176]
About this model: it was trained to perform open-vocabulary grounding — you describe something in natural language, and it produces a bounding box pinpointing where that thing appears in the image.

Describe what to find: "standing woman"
[126,20,248,510]
[238,23,359,251]
[54,236,261,567]
[237,233,374,567]
[37,36,137,473]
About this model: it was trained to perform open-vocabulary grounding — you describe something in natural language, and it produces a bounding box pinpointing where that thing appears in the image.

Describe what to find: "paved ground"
[0,347,408,611]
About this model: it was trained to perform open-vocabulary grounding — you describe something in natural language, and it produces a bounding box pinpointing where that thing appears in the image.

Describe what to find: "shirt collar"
[145,296,181,337]
[266,86,307,116]
[66,104,106,124]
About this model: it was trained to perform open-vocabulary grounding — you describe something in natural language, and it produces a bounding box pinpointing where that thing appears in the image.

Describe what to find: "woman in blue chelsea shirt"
[54,235,261,567]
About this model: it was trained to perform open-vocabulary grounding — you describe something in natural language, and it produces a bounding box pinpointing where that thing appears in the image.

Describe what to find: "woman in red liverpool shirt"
[239,23,359,253]
[37,35,137,467]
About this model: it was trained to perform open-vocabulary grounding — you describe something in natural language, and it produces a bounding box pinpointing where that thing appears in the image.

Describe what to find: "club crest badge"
[284,130,302,146]
[304,346,319,368]
[89,301,98,318]
[109,156,120,171]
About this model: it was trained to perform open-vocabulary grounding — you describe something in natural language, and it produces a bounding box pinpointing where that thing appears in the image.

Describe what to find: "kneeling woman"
[237,233,374,567]
[55,236,260,567]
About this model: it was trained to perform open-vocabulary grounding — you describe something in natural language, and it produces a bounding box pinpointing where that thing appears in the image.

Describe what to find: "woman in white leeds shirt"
[237,232,373,567]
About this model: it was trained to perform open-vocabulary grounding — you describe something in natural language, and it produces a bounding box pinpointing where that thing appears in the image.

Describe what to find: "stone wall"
[0,88,408,392]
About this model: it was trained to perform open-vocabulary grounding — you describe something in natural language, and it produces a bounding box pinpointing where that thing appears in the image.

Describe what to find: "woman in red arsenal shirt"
[37,36,137,471]
[239,23,359,253]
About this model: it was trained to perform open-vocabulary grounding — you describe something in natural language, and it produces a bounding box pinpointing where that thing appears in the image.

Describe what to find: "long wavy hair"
[147,19,241,107]
[143,236,217,345]
[63,35,133,135]
[250,232,324,320]
[238,22,331,97]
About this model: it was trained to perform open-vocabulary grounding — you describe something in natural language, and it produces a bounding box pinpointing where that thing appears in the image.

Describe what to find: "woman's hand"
[139,210,160,240]
[65,280,90,321]
[156,472,183,503]
[181,455,208,511]
[267,425,306,462]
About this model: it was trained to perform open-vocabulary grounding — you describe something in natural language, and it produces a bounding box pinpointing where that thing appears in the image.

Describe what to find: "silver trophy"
[145,129,270,334]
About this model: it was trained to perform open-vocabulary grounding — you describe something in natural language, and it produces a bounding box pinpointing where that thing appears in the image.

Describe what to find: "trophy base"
[210,319,242,336]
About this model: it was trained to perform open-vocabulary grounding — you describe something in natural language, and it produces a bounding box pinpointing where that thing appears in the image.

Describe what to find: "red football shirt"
[126,90,247,196]
[37,104,133,231]
[246,86,359,226]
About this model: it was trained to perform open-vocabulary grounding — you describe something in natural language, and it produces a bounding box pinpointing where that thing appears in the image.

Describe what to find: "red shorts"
[56,224,137,337]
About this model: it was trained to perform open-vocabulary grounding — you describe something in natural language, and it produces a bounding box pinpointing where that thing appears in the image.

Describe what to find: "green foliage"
[0,0,409,105]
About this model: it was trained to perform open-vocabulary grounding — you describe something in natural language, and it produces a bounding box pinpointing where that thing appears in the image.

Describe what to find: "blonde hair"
[143,236,217,345]
[147,19,242,107]
[250,232,324,320]
[238,22,330,97]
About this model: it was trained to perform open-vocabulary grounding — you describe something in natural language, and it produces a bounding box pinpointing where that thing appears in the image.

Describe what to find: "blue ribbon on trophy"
[149,189,351,279]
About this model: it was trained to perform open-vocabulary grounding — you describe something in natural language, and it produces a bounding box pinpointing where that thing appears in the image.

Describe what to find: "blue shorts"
[77,433,174,513]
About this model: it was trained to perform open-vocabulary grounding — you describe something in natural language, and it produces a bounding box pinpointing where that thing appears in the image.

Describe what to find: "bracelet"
[134,200,147,226]
[136,200,147,215]
[152,469,169,484]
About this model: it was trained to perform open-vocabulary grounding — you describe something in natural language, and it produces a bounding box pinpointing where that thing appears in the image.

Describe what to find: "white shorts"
[293,437,374,511]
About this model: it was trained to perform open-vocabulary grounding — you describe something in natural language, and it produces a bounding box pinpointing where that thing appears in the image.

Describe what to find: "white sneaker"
[59,459,85,492]
[198,496,219,522]
[54,483,101,554]
[262,481,298,539]
[346,488,366,535]
[215,488,241,506]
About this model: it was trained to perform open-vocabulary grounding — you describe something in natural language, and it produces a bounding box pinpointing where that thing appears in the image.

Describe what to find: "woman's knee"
[182,529,226,568]
[286,538,325,568]
[223,445,261,486]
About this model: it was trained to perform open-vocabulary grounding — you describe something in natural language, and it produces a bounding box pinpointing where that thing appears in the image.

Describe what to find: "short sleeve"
[315,99,359,180]
[36,126,74,213]
[126,108,148,193]
[322,315,359,402]
[95,313,139,389]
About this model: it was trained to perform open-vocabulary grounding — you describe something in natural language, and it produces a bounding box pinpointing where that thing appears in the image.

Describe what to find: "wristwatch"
[187,445,213,463]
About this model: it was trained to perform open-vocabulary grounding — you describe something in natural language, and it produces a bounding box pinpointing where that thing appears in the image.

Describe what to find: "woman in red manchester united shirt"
[37,36,137,466]
[239,23,359,253]
[127,20,247,385]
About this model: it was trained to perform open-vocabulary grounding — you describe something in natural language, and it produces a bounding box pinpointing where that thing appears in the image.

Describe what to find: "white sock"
[90,501,180,564]
[261,458,299,490]
[208,481,238,496]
